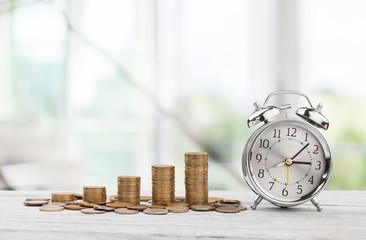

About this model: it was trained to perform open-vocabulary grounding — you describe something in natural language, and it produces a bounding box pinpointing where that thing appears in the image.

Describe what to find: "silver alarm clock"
[242,90,332,211]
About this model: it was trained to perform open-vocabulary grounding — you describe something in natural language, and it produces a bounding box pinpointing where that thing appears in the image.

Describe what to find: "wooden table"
[0,190,364,239]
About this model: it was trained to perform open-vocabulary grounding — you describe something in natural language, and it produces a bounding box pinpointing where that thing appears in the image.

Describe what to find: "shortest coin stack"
[118,176,140,205]
[51,192,75,203]
[83,186,106,204]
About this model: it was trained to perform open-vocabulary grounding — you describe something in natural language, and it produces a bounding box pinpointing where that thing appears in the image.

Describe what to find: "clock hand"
[286,164,290,185]
[291,143,310,160]
[272,162,285,167]
[292,161,311,165]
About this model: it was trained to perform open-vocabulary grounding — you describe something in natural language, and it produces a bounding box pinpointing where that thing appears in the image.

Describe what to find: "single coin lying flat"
[165,206,189,213]
[127,205,148,211]
[215,206,241,213]
[143,208,168,215]
[64,205,86,211]
[39,205,64,212]
[114,208,139,215]
[81,208,106,214]
[94,205,115,212]
[190,205,215,211]
[23,200,49,206]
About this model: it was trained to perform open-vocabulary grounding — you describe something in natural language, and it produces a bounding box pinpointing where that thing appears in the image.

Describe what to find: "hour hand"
[292,161,311,165]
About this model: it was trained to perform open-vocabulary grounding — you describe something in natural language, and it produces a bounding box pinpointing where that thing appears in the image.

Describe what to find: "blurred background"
[0,0,366,191]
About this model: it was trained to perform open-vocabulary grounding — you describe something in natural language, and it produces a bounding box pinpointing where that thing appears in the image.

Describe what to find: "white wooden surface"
[0,190,365,240]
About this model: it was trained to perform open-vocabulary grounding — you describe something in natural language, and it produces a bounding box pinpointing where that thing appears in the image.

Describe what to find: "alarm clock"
[242,90,332,211]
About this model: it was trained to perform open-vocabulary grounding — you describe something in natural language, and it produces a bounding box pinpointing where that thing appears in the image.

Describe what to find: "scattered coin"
[39,205,64,212]
[94,205,115,212]
[165,206,189,213]
[149,204,166,209]
[208,197,224,204]
[81,208,106,214]
[80,202,97,208]
[64,205,86,211]
[127,205,148,211]
[74,193,83,199]
[166,202,189,207]
[109,195,118,202]
[25,198,50,202]
[190,205,215,211]
[106,201,132,208]
[215,206,241,213]
[143,208,168,215]
[65,201,81,206]
[114,208,139,215]
[175,196,185,202]
[23,200,49,206]
[238,205,247,211]
[140,196,152,202]
[220,199,241,204]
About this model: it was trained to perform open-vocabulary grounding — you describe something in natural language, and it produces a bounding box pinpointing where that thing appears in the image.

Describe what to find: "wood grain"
[0,190,365,240]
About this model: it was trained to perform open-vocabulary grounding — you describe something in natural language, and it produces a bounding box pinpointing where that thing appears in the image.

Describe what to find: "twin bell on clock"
[242,90,332,212]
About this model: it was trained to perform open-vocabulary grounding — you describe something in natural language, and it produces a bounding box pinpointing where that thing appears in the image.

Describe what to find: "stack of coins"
[185,152,209,206]
[117,176,140,205]
[83,186,106,204]
[152,164,175,205]
[51,192,75,203]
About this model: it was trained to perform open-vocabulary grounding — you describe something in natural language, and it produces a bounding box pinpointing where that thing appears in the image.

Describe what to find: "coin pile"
[185,152,209,206]
[83,186,106,204]
[117,176,140,205]
[51,192,75,203]
[152,164,175,205]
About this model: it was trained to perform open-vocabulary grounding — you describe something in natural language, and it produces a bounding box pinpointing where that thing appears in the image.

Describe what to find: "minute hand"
[291,143,310,160]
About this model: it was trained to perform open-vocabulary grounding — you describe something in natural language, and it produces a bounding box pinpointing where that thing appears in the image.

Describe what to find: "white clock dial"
[244,119,331,204]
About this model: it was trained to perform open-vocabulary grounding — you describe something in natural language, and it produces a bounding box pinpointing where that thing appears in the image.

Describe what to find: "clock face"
[244,119,331,204]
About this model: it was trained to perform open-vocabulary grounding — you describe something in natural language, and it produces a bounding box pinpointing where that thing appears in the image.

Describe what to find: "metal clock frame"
[242,118,332,211]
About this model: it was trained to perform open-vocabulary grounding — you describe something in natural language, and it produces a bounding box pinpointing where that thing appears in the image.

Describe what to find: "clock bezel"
[242,118,332,208]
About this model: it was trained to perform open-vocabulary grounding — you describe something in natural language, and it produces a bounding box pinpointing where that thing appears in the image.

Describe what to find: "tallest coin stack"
[185,152,209,206]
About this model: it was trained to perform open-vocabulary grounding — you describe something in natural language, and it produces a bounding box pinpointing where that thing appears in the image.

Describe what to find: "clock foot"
[311,198,322,212]
[251,196,263,210]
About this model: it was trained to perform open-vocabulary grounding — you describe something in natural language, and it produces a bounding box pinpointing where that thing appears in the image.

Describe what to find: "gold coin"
[208,197,224,204]
[94,205,115,212]
[51,192,75,203]
[165,206,189,213]
[149,204,166,209]
[80,202,97,208]
[127,205,148,211]
[106,201,132,208]
[143,208,168,215]
[166,202,189,207]
[190,205,215,211]
[215,206,241,213]
[219,199,241,204]
[23,200,49,206]
[39,205,64,212]
[81,208,106,214]
[140,196,152,202]
[64,205,86,211]
[25,198,50,202]
[114,208,139,215]
[73,193,83,199]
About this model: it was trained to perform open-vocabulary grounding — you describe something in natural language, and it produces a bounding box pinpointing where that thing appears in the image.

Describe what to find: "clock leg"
[251,196,263,210]
[311,198,323,212]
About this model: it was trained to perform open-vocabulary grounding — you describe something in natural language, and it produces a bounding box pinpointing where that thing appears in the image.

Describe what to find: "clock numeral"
[259,139,269,149]
[287,127,297,137]
[269,181,274,191]
[313,145,319,154]
[315,161,321,170]
[258,169,265,178]
[297,185,303,194]
[273,129,281,138]
[305,132,309,142]
[256,154,262,163]
[282,187,288,196]
[308,176,314,185]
